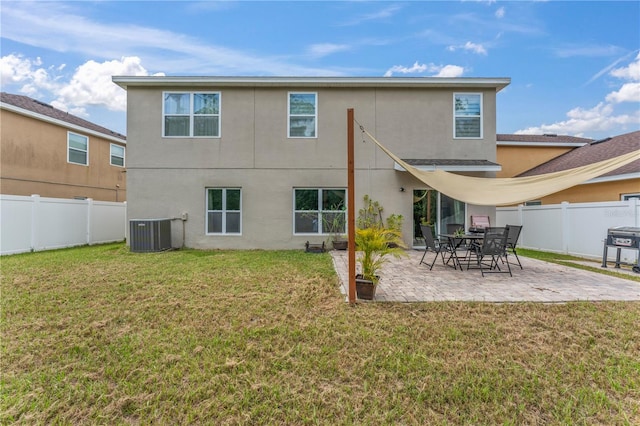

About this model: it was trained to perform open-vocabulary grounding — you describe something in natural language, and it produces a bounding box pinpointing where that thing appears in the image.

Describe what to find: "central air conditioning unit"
[129,219,172,252]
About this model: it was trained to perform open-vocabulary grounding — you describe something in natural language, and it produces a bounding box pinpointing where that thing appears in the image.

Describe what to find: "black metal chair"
[505,224,523,269]
[419,224,451,270]
[469,227,511,277]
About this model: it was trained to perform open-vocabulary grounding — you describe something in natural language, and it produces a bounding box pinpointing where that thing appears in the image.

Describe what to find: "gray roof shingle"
[0,92,126,141]
[517,131,640,178]
[497,133,593,144]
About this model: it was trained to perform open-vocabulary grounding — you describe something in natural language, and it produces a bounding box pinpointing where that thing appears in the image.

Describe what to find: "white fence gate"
[1,194,127,255]
[496,199,640,263]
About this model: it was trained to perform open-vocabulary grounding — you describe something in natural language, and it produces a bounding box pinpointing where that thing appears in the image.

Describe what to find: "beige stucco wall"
[0,109,127,201]
[496,145,638,205]
[125,86,499,249]
[496,145,574,178]
[534,179,640,204]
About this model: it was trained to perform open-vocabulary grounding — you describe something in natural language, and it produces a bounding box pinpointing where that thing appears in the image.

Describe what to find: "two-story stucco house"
[112,76,509,250]
[0,92,127,201]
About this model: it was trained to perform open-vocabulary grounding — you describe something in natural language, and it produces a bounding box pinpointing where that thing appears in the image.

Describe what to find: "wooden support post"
[347,108,356,304]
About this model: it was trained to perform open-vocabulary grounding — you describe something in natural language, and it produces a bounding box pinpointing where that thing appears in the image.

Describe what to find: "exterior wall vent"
[129,219,172,252]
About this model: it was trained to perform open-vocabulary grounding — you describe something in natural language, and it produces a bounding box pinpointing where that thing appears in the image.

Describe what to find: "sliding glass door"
[413,189,466,246]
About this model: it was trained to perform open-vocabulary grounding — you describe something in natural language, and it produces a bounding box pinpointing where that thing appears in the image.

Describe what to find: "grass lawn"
[2,243,639,424]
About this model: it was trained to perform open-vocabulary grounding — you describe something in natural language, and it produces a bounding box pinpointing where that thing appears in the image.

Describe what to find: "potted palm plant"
[355,225,406,300]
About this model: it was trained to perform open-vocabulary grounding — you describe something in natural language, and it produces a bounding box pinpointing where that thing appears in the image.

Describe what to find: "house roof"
[517,130,640,181]
[112,76,511,92]
[497,133,593,147]
[395,159,501,172]
[0,92,126,143]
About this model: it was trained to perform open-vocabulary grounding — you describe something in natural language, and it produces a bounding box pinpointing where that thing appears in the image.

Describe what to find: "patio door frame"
[412,189,467,248]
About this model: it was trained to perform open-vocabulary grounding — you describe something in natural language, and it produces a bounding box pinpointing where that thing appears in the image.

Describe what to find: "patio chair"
[505,224,523,269]
[419,224,451,270]
[469,227,511,277]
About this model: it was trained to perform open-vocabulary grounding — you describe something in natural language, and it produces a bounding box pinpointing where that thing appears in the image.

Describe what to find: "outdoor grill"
[602,227,640,273]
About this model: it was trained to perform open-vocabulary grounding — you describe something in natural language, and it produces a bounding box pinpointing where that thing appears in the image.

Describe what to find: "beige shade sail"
[361,127,640,206]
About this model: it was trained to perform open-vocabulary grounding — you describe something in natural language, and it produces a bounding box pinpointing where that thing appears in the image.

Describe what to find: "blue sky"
[1,1,639,139]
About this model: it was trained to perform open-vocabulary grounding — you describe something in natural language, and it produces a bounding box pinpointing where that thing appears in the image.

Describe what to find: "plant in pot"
[385,214,404,248]
[323,206,348,250]
[355,224,406,300]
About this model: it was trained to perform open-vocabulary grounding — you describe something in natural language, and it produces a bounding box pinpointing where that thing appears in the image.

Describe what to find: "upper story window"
[68,132,88,165]
[288,92,317,138]
[163,92,220,137]
[110,144,125,167]
[454,93,482,139]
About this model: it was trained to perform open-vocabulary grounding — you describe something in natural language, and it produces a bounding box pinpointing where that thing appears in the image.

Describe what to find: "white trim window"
[68,132,89,165]
[294,188,346,234]
[110,143,125,167]
[288,92,317,138]
[454,93,483,139]
[163,92,220,137]
[206,188,241,234]
[622,193,640,201]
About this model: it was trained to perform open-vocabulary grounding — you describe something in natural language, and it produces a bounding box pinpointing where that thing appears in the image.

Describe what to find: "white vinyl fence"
[496,199,640,263]
[1,194,127,255]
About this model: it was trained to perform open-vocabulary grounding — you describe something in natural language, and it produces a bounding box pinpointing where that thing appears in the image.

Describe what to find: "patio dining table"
[440,233,485,270]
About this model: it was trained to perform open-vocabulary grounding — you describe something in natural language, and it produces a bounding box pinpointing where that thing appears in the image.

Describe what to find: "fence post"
[561,201,570,254]
[87,198,93,245]
[517,204,524,246]
[123,201,128,243]
[30,194,40,252]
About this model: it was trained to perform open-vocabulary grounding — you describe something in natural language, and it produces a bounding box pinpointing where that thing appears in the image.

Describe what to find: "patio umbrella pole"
[347,108,356,304]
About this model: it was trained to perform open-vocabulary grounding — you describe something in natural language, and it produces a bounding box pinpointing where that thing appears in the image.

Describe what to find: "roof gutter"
[497,141,588,147]
[581,172,640,185]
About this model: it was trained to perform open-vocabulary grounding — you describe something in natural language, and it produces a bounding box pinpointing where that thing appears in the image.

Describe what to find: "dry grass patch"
[2,243,639,424]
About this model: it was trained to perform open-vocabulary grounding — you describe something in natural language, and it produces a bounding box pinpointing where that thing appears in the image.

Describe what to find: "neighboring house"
[0,92,127,201]
[496,133,593,178]
[112,76,509,249]
[515,130,640,205]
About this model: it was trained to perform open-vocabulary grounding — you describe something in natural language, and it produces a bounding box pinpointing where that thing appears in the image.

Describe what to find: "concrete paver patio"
[330,249,640,303]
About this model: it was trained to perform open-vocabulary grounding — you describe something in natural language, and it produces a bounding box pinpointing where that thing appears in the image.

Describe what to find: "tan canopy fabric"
[362,128,640,206]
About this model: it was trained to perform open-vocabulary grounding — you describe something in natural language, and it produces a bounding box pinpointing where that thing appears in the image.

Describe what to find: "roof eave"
[112,76,511,92]
[394,162,502,172]
[581,172,640,185]
[497,141,588,147]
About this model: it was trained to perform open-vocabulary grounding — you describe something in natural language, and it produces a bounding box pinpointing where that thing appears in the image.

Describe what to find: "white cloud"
[516,53,640,136]
[495,7,505,19]
[53,57,163,113]
[1,54,162,113]
[384,61,465,77]
[609,52,640,81]
[307,43,350,59]
[435,65,465,78]
[606,82,640,104]
[553,44,625,58]
[516,102,640,136]
[1,54,59,97]
[340,5,403,26]
[447,41,488,55]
